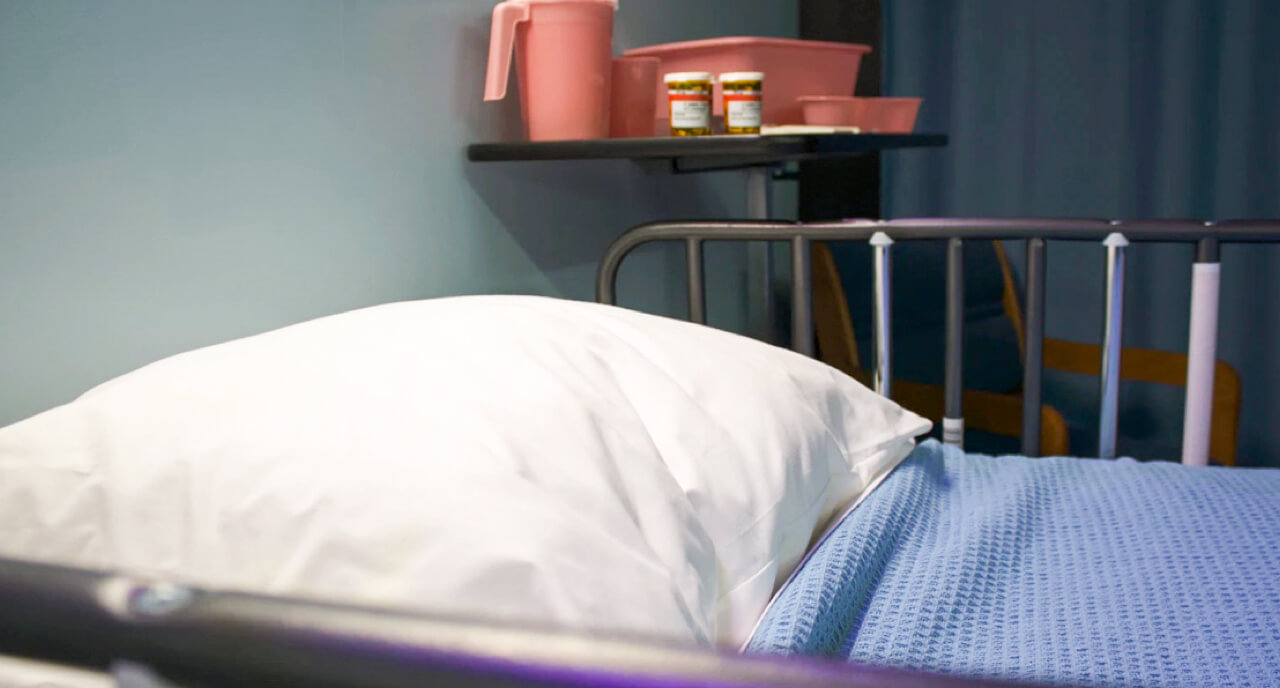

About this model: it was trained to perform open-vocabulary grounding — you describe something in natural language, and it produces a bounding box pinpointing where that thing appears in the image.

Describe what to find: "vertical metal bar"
[1098,233,1128,459]
[791,236,814,356]
[745,167,775,343]
[871,232,894,398]
[1182,238,1221,466]
[1021,238,1046,457]
[944,238,965,448]
[596,255,619,306]
[686,238,706,325]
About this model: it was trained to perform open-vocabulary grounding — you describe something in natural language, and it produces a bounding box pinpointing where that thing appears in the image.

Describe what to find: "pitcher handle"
[484,1,531,101]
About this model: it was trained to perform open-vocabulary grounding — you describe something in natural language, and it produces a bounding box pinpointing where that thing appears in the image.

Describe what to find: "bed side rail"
[596,218,1280,462]
[0,556,1033,688]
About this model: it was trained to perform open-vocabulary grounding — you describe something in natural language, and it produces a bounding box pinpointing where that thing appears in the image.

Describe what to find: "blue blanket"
[747,441,1280,688]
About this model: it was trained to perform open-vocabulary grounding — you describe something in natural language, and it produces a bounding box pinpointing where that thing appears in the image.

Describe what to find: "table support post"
[746,166,775,343]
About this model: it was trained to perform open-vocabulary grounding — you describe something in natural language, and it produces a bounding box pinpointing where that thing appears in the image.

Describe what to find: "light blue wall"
[883,0,1280,465]
[0,0,798,425]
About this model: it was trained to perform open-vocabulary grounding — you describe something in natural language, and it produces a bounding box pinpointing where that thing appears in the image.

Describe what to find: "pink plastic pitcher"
[484,0,617,141]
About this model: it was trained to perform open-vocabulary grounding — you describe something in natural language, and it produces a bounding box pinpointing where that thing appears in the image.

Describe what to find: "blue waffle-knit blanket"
[747,440,1280,688]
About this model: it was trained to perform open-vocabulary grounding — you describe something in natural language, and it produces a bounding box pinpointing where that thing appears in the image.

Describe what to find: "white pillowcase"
[0,296,928,647]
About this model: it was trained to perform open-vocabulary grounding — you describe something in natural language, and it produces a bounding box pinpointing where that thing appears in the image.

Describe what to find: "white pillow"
[0,296,928,646]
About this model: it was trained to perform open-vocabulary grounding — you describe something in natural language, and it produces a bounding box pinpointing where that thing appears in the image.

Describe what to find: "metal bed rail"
[596,218,1280,462]
[0,556,1033,688]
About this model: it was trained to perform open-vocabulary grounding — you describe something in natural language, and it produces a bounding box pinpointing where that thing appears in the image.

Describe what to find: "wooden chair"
[811,241,1243,464]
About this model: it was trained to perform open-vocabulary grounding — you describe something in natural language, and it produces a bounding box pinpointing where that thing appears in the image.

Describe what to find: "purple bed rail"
[0,556,1043,688]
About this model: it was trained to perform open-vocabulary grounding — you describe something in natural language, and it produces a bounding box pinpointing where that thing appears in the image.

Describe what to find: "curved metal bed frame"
[596,218,1280,461]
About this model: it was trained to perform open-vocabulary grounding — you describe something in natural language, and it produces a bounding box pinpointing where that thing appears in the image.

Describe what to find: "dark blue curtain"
[882,0,1280,465]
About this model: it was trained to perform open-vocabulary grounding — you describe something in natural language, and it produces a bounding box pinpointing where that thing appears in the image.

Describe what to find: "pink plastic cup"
[610,57,659,138]
[484,0,618,141]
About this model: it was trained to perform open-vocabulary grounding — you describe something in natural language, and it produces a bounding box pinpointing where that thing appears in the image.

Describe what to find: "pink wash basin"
[799,96,923,133]
[623,37,871,125]
[797,96,866,128]
[862,97,923,133]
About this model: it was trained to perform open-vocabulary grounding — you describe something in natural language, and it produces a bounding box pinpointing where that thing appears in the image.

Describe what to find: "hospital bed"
[598,217,1280,687]
[2,218,1279,687]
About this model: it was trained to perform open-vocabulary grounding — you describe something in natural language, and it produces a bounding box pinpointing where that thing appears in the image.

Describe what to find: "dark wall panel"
[798,0,881,220]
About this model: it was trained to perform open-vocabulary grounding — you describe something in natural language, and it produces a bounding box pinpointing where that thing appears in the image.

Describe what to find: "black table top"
[466,132,947,173]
